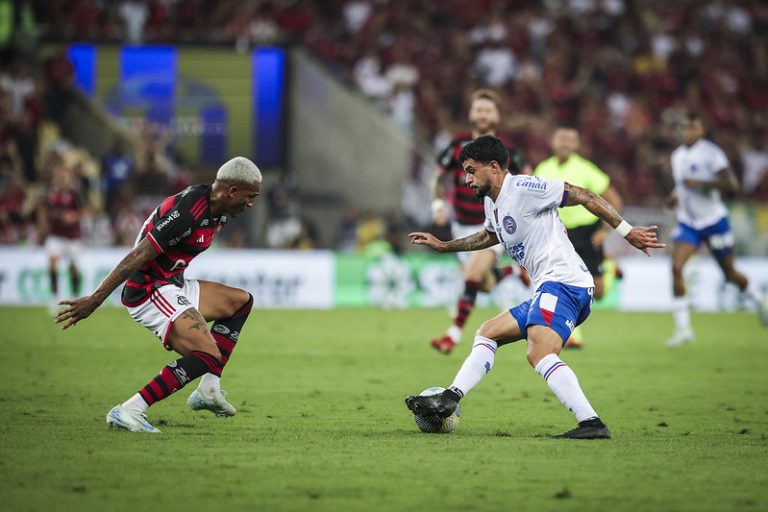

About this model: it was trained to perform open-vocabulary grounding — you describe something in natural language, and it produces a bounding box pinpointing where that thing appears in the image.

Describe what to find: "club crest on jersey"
[502,216,517,234]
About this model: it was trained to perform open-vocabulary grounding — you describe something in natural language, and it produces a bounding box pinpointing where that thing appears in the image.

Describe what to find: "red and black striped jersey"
[121,184,227,305]
[44,188,85,239]
[436,132,528,226]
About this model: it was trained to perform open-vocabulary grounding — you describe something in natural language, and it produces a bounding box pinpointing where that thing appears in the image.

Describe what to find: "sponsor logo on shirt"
[168,228,192,246]
[509,242,525,262]
[516,177,547,190]
[156,210,180,231]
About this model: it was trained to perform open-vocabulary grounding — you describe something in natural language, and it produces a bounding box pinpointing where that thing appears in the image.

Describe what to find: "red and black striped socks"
[210,293,253,366]
[197,293,254,393]
[135,351,222,408]
[453,280,480,329]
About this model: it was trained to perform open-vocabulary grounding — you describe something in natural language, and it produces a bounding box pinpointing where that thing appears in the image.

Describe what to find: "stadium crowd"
[2,0,767,250]
[30,0,768,202]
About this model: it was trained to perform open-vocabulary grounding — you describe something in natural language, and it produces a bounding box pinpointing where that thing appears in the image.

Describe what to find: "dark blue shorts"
[671,217,734,260]
[510,281,594,345]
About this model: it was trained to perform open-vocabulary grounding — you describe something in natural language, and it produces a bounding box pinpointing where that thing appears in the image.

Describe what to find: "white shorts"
[451,222,504,266]
[45,235,82,265]
[126,279,201,350]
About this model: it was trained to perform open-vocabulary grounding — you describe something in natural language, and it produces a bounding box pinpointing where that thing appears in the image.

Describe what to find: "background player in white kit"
[667,113,768,347]
[406,136,664,438]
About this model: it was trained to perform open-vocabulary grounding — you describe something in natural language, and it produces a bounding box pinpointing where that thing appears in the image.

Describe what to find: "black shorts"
[567,222,604,277]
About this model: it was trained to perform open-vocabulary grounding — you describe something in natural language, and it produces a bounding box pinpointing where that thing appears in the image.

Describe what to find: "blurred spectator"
[5,62,34,117]
[383,210,406,255]
[101,139,134,218]
[42,50,74,126]
[741,132,768,199]
[335,205,359,252]
[0,0,36,66]
[0,139,26,243]
[119,0,149,44]
[112,193,145,246]
[7,106,37,182]
[474,40,516,87]
[266,183,301,249]
[427,198,452,242]
[292,217,318,250]
[356,212,390,257]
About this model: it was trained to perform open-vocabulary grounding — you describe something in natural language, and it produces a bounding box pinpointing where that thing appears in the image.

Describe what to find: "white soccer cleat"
[187,388,237,417]
[106,405,161,433]
[666,328,695,348]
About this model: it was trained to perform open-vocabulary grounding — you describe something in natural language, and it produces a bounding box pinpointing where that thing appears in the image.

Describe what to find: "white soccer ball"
[412,386,461,434]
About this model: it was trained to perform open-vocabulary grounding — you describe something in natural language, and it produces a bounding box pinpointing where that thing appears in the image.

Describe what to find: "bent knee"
[526,346,559,368]
[181,335,222,362]
[475,320,496,340]
[222,289,251,317]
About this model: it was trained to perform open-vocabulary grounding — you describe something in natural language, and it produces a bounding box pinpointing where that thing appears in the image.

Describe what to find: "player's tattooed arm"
[54,238,158,329]
[90,238,158,303]
[564,183,665,256]
[563,183,623,229]
[409,229,499,253]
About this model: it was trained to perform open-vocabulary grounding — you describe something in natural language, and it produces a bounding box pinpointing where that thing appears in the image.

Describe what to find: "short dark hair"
[458,135,509,169]
[684,112,703,124]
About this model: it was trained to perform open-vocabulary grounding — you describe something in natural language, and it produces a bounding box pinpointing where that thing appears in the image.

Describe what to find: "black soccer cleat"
[405,392,458,419]
[553,417,612,439]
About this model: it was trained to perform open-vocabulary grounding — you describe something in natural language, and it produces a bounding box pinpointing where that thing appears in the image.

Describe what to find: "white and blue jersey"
[671,139,729,230]
[670,139,734,259]
[483,174,594,343]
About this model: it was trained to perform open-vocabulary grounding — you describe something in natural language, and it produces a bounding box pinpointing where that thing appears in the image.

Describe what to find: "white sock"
[449,335,497,397]
[122,393,149,414]
[447,325,462,343]
[742,282,765,307]
[198,373,221,393]
[672,296,691,332]
[535,354,598,423]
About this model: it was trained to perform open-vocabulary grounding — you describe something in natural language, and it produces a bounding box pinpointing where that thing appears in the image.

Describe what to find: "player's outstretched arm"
[564,183,666,256]
[409,229,499,253]
[54,238,158,330]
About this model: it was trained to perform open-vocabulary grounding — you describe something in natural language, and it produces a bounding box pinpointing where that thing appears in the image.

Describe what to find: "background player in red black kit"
[38,163,88,315]
[54,157,262,433]
[430,89,531,354]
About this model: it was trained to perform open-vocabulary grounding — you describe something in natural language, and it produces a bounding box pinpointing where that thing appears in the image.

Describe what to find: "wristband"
[615,220,633,238]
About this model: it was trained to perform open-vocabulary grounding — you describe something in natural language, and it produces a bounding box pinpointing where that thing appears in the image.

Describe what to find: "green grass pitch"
[1,306,766,512]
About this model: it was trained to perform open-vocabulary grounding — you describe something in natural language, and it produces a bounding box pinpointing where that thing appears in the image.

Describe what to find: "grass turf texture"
[1,307,766,512]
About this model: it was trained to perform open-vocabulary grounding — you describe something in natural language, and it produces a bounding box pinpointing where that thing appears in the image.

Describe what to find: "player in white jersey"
[667,114,768,347]
[405,136,664,438]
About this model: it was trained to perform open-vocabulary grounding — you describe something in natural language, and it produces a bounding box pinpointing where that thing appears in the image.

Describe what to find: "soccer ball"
[412,387,461,434]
